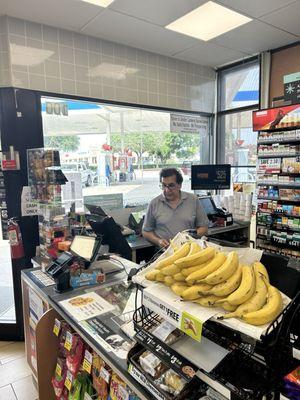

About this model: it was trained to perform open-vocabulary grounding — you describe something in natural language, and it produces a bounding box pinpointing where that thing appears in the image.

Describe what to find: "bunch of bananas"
[145,242,284,326]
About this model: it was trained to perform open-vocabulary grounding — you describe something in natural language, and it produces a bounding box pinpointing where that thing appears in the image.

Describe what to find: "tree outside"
[110,131,200,167]
[44,135,80,152]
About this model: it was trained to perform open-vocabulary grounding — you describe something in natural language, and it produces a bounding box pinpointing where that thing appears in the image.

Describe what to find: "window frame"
[216,56,261,176]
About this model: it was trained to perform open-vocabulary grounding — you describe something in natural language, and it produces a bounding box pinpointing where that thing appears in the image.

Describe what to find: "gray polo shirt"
[143,191,209,240]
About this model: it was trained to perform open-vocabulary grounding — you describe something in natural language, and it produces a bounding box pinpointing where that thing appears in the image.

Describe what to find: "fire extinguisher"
[7,218,25,259]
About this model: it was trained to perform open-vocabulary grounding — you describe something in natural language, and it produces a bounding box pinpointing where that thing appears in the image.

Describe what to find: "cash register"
[199,196,233,227]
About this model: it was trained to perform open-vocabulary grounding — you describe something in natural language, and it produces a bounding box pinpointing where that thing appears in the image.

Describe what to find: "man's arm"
[142,230,169,248]
[195,197,209,237]
[196,226,208,237]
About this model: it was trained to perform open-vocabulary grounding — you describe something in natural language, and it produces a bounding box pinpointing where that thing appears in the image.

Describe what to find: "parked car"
[61,162,93,186]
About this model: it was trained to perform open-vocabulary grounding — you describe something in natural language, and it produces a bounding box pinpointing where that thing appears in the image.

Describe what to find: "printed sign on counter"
[59,292,115,322]
[143,284,218,342]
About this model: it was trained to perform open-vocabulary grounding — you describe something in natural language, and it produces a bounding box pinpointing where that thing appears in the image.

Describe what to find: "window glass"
[219,110,257,166]
[42,97,210,207]
[220,62,259,111]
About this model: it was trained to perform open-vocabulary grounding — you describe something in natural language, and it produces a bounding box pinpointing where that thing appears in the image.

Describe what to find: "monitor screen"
[199,197,217,216]
[191,164,231,190]
[85,204,107,217]
[70,235,97,261]
[86,214,132,260]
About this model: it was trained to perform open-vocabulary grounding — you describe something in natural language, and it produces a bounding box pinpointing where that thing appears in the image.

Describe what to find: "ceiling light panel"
[81,0,114,7]
[166,1,252,41]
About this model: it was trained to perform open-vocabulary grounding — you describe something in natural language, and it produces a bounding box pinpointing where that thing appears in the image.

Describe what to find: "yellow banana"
[222,302,237,312]
[187,241,201,256]
[164,276,175,286]
[224,265,255,306]
[194,295,226,307]
[174,272,186,282]
[181,261,209,277]
[145,270,158,281]
[156,272,165,282]
[186,253,226,283]
[253,261,269,283]
[174,247,215,268]
[161,264,181,276]
[241,285,283,326]
[155,242,190,270]
[171,283,188,296]
[181,284,212,301]
[207,264,242,297]
[221,264,267,319]
[201,251,239,285]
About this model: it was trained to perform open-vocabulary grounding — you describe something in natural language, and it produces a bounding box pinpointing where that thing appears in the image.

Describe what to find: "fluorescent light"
[166,1,251,41]
[81,0,114,7]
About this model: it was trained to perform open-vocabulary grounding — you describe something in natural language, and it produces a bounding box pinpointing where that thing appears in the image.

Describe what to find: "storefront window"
[219,61,259,111]
[42,97,211,207]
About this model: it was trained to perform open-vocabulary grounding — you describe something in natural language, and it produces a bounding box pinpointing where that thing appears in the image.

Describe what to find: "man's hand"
[158,238,170,248]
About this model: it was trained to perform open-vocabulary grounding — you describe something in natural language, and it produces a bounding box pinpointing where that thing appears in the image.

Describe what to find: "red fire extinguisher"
[7,218,25,259]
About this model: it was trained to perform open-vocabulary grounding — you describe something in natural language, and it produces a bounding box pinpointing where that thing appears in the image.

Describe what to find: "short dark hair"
[159,168,183,184]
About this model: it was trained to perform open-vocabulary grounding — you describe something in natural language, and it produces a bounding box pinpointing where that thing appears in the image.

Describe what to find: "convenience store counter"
[21,265,151,400]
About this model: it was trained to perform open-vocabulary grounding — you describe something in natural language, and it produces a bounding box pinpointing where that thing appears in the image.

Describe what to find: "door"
[0,88,43,340]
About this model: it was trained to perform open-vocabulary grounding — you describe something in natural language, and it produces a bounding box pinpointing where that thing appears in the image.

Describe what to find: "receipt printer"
[199,196,233,227]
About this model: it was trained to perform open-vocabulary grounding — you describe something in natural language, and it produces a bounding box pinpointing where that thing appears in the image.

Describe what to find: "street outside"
[83,168,192,206]
[0,240,16,323]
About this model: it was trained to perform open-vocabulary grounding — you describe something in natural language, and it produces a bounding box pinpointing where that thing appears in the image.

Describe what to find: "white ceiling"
[0,0,299,68]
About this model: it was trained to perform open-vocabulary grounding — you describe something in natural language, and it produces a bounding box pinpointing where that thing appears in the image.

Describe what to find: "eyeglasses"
[159,183,178,190]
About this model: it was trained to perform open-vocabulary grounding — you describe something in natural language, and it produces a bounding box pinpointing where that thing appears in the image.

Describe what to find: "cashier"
[142,168,209,248]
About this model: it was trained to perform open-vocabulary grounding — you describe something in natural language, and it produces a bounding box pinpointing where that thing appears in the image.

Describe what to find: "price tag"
[64,370,73,391]
[82,350,93,374]
[64,331,73,351]
[53,319,61,337]
[55,363,62,377]
[100,366,111,384]
[118,385,129,400]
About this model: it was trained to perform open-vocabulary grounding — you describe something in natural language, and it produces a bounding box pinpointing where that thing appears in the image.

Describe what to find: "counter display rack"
[255,126,300,258]
[129,249,300,400]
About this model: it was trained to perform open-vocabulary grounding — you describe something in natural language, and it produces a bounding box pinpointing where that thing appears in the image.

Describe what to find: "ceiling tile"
[260,1,300,36]
[175,42,248,67]
[110,0,206,26]
[82,9,200,56]
[0,0,105,31]
[216,0,297,18]
[212,20,298,54]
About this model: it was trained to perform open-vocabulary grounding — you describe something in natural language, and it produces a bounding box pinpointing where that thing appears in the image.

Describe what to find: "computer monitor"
[198,196,218,217]
[191,164,231,190]
[85,203,107,217]
[86,214,132,260]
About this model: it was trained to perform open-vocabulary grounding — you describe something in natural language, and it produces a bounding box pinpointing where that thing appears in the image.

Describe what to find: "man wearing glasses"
[142,168,209,248]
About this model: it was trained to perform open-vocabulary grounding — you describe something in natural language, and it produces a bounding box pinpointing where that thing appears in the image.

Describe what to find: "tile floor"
[0,341,38,400]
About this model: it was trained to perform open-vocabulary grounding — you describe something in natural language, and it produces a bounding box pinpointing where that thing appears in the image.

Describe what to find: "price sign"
[118,385,129,400]
[53,319,61,336]
[82,350,93,374]
[64,370,73,391]
[100,367,111,384]
[64,331,73,351]
[55,363,62,377]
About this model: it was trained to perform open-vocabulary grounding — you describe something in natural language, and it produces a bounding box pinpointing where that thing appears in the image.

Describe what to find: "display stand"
[131,251,300,400]
[253,110,300,258]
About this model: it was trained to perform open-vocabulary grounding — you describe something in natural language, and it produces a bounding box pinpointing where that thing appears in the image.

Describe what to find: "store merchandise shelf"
[257,196,299,202]
[257,182,300,187]
[258,138,300,145]
[256,241,300,258]
[257,223,300,233]
[257,153,300,159]
[133,306,269,400]
[257,210,300,218]
[257,172,300,176]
